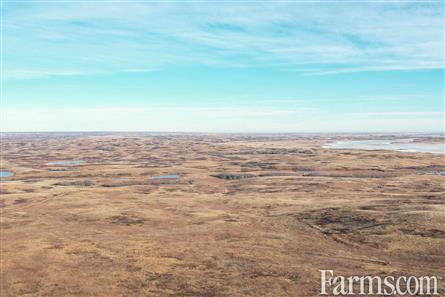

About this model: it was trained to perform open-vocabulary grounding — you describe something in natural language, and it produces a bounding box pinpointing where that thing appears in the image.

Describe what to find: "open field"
[1,133,444,296]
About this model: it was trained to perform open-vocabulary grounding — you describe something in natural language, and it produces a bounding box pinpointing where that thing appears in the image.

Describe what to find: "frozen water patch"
[0,171,13,177]
[324,139,444,154]
[47,160,86,166]
[149,175,180,180]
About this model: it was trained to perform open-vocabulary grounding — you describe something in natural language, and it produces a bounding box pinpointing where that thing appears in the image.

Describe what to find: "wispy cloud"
[2,68,158,80]
[2,104,319,132]
[5,105,316,118]
[4,1,444,79]
[348,111,444,116]
[4,105,442,133]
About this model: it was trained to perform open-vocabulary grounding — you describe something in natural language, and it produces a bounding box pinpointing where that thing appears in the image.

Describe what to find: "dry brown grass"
[1,133,444,296]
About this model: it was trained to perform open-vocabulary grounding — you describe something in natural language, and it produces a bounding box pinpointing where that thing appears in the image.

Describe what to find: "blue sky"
[3,1,444,132]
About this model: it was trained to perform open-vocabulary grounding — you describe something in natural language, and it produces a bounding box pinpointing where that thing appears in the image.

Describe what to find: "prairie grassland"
[1,133,444,296]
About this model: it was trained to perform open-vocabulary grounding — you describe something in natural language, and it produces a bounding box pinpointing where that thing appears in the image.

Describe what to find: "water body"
[0,171,13,177]
[47,160,86,166]
[435,171,445,176]
[324,139,444,154]
[150,175,180,180]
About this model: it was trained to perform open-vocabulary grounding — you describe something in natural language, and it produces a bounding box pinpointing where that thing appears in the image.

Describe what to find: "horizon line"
[1,131,444,135]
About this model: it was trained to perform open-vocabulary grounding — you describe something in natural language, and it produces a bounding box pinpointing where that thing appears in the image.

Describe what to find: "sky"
[2,1,444,133]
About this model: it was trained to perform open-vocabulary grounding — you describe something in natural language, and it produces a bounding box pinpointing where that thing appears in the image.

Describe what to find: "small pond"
[47,160,86,166]
[149,175,180,180]
[0,171,13,177]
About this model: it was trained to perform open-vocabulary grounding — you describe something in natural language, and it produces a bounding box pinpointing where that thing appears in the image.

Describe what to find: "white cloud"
[347,111,444,116]
[3,105,443,133]
[3,1,444,79]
